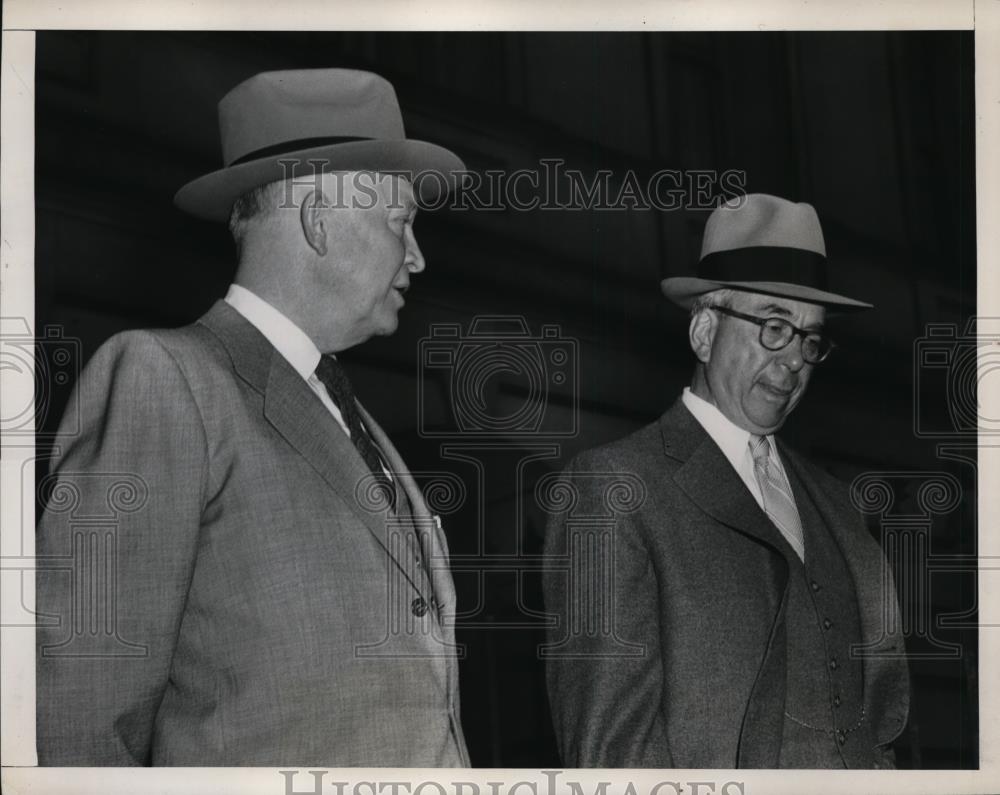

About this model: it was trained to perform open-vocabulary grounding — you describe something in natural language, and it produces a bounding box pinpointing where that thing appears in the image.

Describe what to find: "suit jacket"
[36,301,469,766]
[543,399,909,768]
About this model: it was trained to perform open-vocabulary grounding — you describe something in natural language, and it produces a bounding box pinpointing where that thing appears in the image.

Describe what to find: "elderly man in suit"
[543,194,910,768]
[36,69,469,766]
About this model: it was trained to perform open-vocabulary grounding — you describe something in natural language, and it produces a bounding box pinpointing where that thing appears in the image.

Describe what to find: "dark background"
[34,31,977,768]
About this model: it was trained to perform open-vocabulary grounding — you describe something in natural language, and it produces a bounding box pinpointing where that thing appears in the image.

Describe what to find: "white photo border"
[2,1,995,793]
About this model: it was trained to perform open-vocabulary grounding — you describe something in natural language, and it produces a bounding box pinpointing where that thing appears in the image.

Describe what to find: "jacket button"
[833,694,842,707]
[823,618,833,630]
[811,580,821,592]
[829,658,838,670]
[836,731,846,745]
[411,597,429,617]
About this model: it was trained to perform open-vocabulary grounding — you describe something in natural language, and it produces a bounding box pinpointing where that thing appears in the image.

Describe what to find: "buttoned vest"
[776,462,875,768]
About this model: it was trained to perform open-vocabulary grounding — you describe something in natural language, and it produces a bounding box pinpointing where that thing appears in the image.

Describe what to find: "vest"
[776,462,875,768]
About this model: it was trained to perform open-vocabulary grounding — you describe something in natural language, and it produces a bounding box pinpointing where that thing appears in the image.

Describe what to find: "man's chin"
[374,316,400,337]
[744,404,789,435]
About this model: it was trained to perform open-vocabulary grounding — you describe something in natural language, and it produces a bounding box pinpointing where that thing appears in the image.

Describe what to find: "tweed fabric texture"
[36,301,468,766]
[543,399,909,768]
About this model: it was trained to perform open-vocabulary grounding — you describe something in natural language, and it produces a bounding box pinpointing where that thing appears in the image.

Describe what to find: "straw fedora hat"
[174,68,467,222]
[660,193,873,311]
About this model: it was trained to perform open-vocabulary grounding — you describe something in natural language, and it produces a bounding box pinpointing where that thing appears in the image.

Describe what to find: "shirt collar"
[681,386,775,468]
[224,284,321,381]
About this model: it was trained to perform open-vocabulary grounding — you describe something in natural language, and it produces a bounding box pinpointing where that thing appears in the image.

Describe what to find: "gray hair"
[689,288,737,318]
[227,180,286,258]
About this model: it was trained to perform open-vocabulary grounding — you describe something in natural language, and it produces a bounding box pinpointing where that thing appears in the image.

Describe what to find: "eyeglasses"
[709,305,835,364]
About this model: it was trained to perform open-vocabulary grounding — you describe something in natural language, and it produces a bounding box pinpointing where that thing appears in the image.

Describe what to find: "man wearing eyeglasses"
[543,193,909,769]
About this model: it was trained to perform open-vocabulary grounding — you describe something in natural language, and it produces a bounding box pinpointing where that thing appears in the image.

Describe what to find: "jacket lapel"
[658,396,908,756]
[659,398,792,766]
[198,301,425,598]
[358,403,457,640]
[779,446,911,746]
[358,403,463,710]
[662,399,791,556]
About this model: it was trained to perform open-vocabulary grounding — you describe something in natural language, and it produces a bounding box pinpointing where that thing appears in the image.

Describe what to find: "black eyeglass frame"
[708,305,836,364]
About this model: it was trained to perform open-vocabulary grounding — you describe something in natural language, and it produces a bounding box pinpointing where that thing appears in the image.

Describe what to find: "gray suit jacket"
[36,301,469,766]
[543,399,909,768]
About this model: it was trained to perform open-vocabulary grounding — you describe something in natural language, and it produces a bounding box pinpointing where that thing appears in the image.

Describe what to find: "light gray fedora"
[174,68,467,222]
[660,193,873,311]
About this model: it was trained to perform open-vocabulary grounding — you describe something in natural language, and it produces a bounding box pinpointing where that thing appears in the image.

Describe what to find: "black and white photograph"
[1,1,996,793]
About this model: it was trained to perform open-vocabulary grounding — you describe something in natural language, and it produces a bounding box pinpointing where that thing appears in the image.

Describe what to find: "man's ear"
[689,308,716,364]
[300,189,328,256]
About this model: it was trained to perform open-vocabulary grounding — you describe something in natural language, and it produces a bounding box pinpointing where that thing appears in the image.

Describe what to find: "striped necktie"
[315,355,395,509]
[748,434,805,561]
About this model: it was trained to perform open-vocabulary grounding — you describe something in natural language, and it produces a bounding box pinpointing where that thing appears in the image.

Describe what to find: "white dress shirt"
[224,284,351,437]
[681,386,795,514]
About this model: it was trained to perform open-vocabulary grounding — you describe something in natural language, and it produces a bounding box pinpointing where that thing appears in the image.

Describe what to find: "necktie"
[314,354,395,509]
[748,434,805,561]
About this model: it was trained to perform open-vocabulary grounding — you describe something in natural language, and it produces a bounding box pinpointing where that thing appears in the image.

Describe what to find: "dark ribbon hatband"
[698,246,828,290]
[229,136,372,166]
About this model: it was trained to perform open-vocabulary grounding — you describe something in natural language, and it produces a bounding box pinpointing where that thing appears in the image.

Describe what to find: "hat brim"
[174,139,467,222]
[660,277,873,312]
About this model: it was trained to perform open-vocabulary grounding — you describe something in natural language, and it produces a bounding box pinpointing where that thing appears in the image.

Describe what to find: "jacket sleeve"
[541,458,673,767]
[875,742,898,769]
[36,331,209,765]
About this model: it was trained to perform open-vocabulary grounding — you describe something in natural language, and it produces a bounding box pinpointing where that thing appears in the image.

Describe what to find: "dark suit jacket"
[36,301,469,766]
[543,399,909,768]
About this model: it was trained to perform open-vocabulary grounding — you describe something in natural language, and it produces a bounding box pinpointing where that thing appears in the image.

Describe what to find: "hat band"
[229,135,371,166]
[698,246,827,289]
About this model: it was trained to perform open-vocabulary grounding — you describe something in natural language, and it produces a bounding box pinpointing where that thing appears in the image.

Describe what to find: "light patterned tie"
[748,434,805,561]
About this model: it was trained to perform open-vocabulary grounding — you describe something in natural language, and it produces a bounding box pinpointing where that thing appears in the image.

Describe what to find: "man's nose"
[405,225,425,273]
[778,335,806,372]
